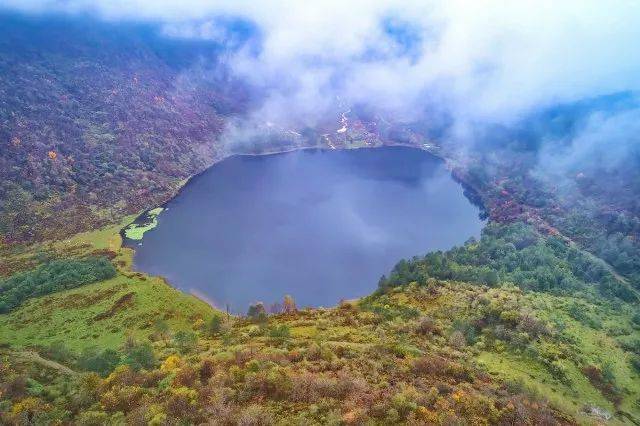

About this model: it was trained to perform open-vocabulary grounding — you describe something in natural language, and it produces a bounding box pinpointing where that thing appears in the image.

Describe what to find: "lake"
[128,147,484,312]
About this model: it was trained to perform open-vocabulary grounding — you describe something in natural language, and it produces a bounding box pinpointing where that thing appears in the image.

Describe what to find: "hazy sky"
[4,0,640,165]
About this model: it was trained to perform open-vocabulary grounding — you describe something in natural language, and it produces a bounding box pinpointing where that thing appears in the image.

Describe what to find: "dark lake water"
[129,147,484,312]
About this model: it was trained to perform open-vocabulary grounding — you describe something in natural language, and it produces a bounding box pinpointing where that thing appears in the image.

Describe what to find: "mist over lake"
[129,147,484,312]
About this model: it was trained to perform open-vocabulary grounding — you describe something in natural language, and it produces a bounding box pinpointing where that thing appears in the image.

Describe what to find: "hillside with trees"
[0,12,250,244]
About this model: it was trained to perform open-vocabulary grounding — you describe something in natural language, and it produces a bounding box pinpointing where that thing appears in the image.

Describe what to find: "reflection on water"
[129,147,484,312]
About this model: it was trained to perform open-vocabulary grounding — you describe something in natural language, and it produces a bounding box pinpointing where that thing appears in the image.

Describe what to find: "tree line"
[0,256,116,313]
[378,222,637,302]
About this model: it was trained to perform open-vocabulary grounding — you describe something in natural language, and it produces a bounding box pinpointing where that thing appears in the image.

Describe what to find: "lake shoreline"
[123,146,485,312]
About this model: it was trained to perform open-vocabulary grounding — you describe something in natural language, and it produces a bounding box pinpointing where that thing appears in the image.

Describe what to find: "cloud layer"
[4,0,640,162]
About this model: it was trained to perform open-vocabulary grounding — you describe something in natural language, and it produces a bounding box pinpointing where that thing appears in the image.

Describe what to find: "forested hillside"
[446,96,640,294]
[0,12,250,244]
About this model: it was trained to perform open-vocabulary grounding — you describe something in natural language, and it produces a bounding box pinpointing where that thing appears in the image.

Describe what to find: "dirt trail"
[13,350,77,376]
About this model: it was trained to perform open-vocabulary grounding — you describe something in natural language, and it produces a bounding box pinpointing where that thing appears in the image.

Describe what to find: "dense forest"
[0,12,248,243]
[451,96,640,292]
[0,256,116,313]
[379,223,637,302]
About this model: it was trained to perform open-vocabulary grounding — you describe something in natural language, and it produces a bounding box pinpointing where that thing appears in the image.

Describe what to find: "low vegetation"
[1,221,639,424]
[0,224,215,352]
[1,10,639,425]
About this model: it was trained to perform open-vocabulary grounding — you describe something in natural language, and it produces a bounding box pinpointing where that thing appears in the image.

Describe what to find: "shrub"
[206,315,224,336]
[43,341,74,363]
[126,404,165,426]
[2,375,28,399]
[620,338,640,355]
[0,257,116,312]
[75,410,111,426]
[69,373,101,410]
[547,360,571,385]
[268,325,290,341]
[305,343,335,362]
[290,373,353,402]
[388,342,423,358]
[516,314,549,337]
[199,359,216,383]
[236,404,274,426]
[390,387,420,420]
[247,303,268,324]
[11,396,50,420]
[165,387,199,421]
[243,367,291,400]
[100,385,144,413]
[152,319,170,341]
[160,355,183,372]
[338,299,355,310]
[412,356,449,377]
[415,316,440,336]
[173,330,198,353]
[448,331,467,349]
[78,348,121,377]
[282,295,297,314]
[173,366,197,388]
[124,343,156,371]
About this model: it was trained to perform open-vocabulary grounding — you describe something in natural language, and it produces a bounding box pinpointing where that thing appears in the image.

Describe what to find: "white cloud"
[5,0,640,136]
[536,103,640,177]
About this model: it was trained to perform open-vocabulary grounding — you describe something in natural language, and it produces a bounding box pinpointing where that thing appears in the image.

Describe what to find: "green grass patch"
[123,207,164,241]
[0,272,214,352]
[0,213,214,352]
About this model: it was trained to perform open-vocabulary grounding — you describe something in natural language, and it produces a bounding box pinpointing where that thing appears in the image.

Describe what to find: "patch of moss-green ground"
[0,273,213,351]
[478,291,640,424]
[123,207,164,241]
[57,214,136,251]
[477,351,612,425]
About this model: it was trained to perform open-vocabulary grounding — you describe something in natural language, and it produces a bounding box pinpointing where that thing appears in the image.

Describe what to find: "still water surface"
[130,147,484,312]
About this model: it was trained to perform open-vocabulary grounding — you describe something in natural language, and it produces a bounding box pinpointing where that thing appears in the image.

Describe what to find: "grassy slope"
[374,283,640,424]
[0,219,215,352]
[0,273,213,352]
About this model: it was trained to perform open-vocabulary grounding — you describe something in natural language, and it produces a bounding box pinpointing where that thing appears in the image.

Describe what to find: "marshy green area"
[123,207,164,241]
